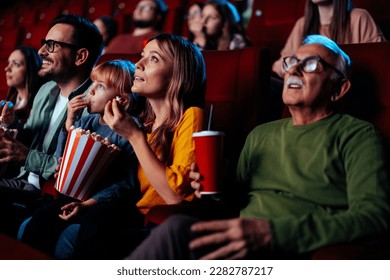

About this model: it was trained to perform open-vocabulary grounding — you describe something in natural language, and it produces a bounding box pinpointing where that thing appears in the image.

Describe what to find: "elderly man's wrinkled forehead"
[295,43,338,62]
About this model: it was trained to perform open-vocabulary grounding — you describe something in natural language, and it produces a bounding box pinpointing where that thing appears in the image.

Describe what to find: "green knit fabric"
[237,114,390,254]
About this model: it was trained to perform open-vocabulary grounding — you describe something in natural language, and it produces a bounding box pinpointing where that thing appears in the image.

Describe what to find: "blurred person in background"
[105,0,168,54]
[3,46,45,128]
[272,0,385,78]
[201,0,250,50]
[186,2,206,50]
[93,16,118,54]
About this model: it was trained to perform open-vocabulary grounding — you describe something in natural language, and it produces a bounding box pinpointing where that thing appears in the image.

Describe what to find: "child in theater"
[19,60,143,257]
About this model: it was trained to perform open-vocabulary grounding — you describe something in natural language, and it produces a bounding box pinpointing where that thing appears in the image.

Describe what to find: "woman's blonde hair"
[141,33,206,164]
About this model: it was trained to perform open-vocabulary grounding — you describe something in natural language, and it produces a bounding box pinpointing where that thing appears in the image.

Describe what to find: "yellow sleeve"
[136,107,206,213]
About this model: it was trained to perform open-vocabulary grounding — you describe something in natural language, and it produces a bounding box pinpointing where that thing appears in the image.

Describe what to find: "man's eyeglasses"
[41,39,80,53]
[282,55,345,77]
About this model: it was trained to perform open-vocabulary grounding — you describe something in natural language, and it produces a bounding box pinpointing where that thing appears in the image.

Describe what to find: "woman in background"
[93,16,118,54]
[272,0,385,77]
[186,2,206,49]
[3,46,44,127]
[202,0,250,50]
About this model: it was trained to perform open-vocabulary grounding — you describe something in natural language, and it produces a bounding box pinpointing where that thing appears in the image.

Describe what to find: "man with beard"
[105,0,168,54]
[0,14,103,236]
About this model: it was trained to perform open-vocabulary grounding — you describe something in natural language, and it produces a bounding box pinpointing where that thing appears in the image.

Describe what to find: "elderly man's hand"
[189,217,272,259]
[0,136,29,164]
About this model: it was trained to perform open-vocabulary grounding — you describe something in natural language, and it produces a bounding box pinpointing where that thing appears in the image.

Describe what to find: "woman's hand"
[103,99,140,140]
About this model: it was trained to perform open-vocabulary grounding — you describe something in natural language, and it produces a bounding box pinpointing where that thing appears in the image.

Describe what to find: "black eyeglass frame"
[41,39,80,53]
[282,55,345,77]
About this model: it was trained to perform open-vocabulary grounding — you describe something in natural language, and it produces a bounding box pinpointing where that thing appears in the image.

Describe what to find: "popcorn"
[55,126,121,201]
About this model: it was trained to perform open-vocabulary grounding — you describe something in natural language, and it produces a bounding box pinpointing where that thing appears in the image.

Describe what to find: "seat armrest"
[144,198,240,226]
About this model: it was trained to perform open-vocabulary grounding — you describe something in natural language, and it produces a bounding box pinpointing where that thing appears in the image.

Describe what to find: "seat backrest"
[202,46,271,169]
[246,0,305,51]
[22,25,50,50]
[161,0,187,35]
[97,52,141,65]
[338,42,390,139]
[86,0,115,20]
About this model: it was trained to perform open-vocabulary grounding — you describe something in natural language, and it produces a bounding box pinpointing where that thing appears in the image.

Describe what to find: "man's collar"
[68,77,92,100]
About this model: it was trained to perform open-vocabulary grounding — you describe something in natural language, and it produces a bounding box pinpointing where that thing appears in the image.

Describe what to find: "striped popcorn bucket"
[55,127,120,201]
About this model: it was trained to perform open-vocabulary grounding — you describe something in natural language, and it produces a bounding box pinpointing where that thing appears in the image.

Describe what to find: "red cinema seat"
[86,0,115,20]
[22,25,50,50]
[246,0,305,53]
[337,42,390,140]
[97,52,142,65]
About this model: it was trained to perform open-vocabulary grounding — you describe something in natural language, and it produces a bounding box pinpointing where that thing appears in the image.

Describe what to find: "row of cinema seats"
[0,41,390,259]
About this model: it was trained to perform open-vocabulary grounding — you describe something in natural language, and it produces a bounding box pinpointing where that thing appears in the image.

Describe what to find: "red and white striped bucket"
[55,127,120,201]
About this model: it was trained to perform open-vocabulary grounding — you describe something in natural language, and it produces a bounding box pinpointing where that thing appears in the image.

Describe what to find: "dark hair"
[6,46,45,124]
[152,0,169,31]
[98,16,118,46]
[303,0,352,44]
[141,33,206,163]
[50,14,104,71]
[187,2,204,43]
[203,0,249,50]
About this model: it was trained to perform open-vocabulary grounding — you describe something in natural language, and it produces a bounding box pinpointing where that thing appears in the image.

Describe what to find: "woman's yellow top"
[136,107,206,214]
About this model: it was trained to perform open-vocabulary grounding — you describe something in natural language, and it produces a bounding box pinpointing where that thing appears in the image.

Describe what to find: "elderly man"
[127,35,390,259]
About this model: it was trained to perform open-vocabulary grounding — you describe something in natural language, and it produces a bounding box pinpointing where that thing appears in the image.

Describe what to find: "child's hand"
[59,202,83,220]
[58,198,97,221]
[54,157,63,179]
[65,94,89,131]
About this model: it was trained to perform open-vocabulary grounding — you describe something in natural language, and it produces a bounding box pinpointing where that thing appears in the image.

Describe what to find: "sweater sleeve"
[349,8,386,43]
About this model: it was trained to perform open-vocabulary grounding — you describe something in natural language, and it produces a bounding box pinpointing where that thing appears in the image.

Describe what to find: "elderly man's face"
[282,44,340,110]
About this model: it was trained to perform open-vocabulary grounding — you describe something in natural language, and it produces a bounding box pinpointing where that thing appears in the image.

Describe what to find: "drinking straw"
[207,104,214,130]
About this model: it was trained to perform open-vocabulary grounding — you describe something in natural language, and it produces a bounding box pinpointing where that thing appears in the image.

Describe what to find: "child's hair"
[91,59,144,114]
[91,59,135,96]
